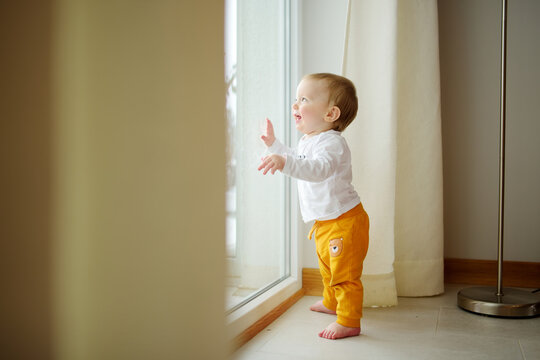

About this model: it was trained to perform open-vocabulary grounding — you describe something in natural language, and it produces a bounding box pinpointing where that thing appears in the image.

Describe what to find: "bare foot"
[319,322,360,340]
[309,300,336,315]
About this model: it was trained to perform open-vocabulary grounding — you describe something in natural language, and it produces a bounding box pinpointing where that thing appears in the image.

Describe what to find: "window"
[225,0,293,313]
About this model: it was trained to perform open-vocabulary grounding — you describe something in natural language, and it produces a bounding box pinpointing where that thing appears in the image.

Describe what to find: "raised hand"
[260,117,276,147]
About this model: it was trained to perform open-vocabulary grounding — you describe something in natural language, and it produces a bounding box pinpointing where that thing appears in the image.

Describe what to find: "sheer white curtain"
[342,0,444,306]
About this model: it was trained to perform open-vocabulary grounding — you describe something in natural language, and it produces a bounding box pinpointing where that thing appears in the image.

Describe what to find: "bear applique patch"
[329,238,343,257]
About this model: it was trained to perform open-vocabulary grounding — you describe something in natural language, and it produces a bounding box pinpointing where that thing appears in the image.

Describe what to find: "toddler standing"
[258,73,369,340]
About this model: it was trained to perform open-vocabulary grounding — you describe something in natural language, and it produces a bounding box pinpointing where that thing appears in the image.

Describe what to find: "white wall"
[300,0,540,268]
[299,0,349,268]
[300,0,349,76]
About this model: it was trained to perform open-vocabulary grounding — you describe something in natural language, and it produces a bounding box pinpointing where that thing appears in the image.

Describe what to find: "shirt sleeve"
[282,135,345,182]
[267,138,296,157]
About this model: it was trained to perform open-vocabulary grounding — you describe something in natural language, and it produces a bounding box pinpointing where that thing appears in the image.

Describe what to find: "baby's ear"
[325,105,341,123]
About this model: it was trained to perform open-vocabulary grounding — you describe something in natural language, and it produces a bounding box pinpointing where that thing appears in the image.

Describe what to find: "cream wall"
[1,1,227,359]
[439,0,540,262]
[300,0,540,267]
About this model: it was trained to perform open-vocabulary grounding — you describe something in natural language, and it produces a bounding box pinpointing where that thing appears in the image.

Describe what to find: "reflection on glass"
[225,0,290,313]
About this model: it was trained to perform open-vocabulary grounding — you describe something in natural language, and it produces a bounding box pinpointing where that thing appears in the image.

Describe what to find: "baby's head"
[302,73,358,132]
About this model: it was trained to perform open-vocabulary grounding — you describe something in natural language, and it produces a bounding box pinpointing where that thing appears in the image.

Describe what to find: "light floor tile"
[520,338,540,360]
[233,285,540,360]
[362,303,440,339]
[396,283,463,308]
[437,306,540,340]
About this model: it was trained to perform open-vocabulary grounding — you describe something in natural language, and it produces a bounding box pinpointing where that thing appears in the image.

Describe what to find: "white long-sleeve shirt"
[268,130,360,223]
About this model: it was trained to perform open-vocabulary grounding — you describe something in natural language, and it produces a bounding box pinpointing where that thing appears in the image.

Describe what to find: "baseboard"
[231,288,305,351]
[444,258,540,288]
[303,259,540,296]
[302,268,324,296]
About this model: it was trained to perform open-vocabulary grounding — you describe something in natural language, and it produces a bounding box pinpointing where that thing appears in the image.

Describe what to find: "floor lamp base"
[458,287,540,318]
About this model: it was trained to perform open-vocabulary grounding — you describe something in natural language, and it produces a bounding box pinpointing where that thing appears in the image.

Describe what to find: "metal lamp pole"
[456,0,540,318]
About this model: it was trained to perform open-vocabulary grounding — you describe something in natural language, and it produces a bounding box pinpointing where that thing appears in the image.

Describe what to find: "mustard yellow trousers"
[309,203,369,328]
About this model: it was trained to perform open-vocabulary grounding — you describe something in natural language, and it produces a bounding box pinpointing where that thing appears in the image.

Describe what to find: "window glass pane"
[225,0,290,313]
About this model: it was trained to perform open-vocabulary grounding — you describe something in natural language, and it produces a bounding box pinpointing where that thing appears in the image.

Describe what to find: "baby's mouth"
[294,113,302,123]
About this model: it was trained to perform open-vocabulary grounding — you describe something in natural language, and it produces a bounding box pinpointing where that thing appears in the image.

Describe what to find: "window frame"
[225,0,302,338]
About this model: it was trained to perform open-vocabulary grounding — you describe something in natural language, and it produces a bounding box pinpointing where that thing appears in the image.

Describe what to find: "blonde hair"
[303,73,358,132]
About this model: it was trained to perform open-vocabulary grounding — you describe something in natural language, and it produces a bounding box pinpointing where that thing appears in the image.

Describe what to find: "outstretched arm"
[281,136,346,182]
[258,117,295,175]
[261,118,296,156]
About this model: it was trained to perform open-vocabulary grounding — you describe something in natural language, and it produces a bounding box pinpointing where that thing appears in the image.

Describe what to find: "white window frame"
[226,0,302,339]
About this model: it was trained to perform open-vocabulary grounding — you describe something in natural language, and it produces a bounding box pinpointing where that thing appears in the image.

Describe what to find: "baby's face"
[292,78,335,137]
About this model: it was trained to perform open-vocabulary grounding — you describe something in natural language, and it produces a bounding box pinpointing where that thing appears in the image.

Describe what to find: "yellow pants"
[309,203,369,328]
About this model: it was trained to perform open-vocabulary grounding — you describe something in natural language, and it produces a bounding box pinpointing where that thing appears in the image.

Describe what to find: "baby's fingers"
[262,161,274,175]
[265,118,274,134]
[257,156,268,171]
[257,156,275,175]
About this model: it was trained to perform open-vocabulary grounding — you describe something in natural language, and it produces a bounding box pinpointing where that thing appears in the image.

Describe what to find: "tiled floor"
[233,284,540,360]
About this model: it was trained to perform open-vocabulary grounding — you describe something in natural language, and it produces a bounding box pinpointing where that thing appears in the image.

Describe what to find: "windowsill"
[226,276,302,341]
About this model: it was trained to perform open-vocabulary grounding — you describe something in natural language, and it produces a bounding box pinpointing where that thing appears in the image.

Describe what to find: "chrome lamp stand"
[457,0,540,318]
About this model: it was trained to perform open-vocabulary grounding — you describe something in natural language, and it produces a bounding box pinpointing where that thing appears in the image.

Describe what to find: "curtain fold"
[343,0,444,306]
